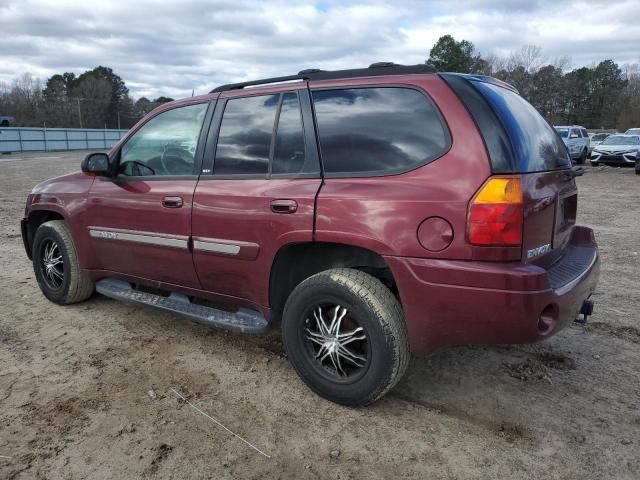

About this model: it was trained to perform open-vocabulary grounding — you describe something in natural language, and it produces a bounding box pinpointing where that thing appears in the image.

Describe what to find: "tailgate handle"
[162,196,183,208]
[271,199,297,214]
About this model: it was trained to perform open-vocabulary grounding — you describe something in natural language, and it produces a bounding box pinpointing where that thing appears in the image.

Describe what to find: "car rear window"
[311,87,449,175]
[471,81,571,172]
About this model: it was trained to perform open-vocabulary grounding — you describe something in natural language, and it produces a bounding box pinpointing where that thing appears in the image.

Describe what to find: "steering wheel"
[120,160,155,176]
[160,146,191,175]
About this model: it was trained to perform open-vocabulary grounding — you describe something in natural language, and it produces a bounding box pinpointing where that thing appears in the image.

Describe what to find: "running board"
[95,278,269,334]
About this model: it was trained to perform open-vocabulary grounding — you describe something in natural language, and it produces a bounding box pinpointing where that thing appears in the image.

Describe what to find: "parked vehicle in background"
[590,135,640,173]
[624,128,640,136]
[0,115,15,127]
[555,125,590,164]
[20,64,600,405]
[589,133,610,153]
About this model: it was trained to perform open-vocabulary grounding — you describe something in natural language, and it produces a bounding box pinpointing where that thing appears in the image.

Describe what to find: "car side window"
[581,129,588,138]
[311,87,449,175]
[214,95,279,175]
[272,93,306,175]
[119,103,208,177]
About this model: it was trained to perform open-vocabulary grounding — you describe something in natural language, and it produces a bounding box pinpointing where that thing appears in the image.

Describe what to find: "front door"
[191,88,321,308]
[85,101,212,288]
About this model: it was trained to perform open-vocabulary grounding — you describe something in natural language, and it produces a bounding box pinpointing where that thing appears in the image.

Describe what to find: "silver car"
[624,128,640,136]
[590,134,640,171]
[555,125,590,164]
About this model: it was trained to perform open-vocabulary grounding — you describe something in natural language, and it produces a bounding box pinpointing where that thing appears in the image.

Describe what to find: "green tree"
[529,65,565,123]
[590,60,626,128]
[563,67,593,125]
[73,66,129,128]
[153,96,174,104]
[427,35,484,73]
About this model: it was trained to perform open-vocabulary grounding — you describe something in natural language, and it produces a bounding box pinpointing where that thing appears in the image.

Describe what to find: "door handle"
[162,196,183,208]
[270,199,297,214]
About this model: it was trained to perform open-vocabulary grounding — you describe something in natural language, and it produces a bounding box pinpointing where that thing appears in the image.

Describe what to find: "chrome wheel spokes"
[304,305,368,377]
[42,240,64,288]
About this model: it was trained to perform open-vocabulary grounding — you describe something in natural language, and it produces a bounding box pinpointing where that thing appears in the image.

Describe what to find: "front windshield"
[555,128,569,138]
[593,134,608,141]
[601,135,640,146]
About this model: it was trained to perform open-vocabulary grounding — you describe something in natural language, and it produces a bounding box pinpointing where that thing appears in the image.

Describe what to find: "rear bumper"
[385,225,600,353]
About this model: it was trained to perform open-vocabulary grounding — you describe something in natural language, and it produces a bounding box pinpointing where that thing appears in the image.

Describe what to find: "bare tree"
[508,45,546,73]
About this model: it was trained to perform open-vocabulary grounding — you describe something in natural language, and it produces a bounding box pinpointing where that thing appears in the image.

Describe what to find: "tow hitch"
[574,298,594,325]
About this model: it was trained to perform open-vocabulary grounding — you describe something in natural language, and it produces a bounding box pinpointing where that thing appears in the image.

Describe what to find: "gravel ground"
[1,151,639,479]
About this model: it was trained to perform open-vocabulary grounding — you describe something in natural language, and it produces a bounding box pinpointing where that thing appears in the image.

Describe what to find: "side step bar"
[95,278,269,334]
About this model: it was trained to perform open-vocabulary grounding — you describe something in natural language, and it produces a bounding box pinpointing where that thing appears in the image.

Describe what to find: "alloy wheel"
[41,239,64,289]
[304,304,369,379]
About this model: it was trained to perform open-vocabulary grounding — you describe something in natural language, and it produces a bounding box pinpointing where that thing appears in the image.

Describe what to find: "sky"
[1,0,639,100]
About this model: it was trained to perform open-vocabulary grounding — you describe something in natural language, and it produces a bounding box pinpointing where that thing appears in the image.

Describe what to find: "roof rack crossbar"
[209,63,437,93]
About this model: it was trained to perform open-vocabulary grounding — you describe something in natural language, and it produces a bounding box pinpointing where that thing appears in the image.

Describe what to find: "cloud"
[0,0,638,99]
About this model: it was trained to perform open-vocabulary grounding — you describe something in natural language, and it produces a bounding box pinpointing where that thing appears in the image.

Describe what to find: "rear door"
[85,101,213,287]
[191,87,321,308]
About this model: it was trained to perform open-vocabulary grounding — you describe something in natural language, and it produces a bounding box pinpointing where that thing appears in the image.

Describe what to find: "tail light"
[467,176,523,246]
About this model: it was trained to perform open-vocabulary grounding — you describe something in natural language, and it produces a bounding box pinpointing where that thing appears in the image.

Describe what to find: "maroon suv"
[21,64,599,405]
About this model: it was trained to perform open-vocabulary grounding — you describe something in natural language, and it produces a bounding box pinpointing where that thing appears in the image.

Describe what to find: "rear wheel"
[32,220,94,304]
[635,160,640,175]
[282,268,409,405]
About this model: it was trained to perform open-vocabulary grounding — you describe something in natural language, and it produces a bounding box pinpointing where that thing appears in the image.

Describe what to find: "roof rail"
[209,63,437,93]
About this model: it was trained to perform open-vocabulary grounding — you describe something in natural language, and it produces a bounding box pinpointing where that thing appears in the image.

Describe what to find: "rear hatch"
[441,74,575,267]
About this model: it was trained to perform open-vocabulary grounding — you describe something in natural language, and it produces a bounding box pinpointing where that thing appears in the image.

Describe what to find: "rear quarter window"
[311,87,449,175]
[472,81,570,172]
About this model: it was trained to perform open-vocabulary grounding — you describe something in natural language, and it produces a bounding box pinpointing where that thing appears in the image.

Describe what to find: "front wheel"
[32,220,94,304]
[282,268,409,405]
[635,160,640,175]
[576,148,587,165]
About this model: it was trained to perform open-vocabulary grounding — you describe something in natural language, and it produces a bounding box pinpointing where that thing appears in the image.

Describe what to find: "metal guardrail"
[0,127,128,153]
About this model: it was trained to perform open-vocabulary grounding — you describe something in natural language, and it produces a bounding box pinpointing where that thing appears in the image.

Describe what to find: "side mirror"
[81,152,112,176]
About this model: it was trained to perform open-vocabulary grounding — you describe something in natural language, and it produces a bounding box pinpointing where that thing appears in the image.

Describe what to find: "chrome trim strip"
[193,239,241,255]
[89,228,188,249]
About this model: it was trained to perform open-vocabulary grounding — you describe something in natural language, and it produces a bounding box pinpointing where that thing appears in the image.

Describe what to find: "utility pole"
[76,98,83,128]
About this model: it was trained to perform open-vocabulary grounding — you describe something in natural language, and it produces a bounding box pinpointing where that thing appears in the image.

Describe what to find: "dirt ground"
[1,151,639,480]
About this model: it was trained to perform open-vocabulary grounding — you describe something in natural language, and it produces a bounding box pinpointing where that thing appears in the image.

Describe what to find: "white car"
[624,128,640,136]
[588,133,610,153]
[555,125,590,164]
[590,134,640,172]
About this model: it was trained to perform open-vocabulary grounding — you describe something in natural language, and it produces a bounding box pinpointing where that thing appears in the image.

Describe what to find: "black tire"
[635,160,640,175]
[282,268,409,406]
[32,220,94,304]
[590,161,599,167]
[576,148,587,165]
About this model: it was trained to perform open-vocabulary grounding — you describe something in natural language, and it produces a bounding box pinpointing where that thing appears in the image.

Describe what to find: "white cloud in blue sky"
[0,0,638,99]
